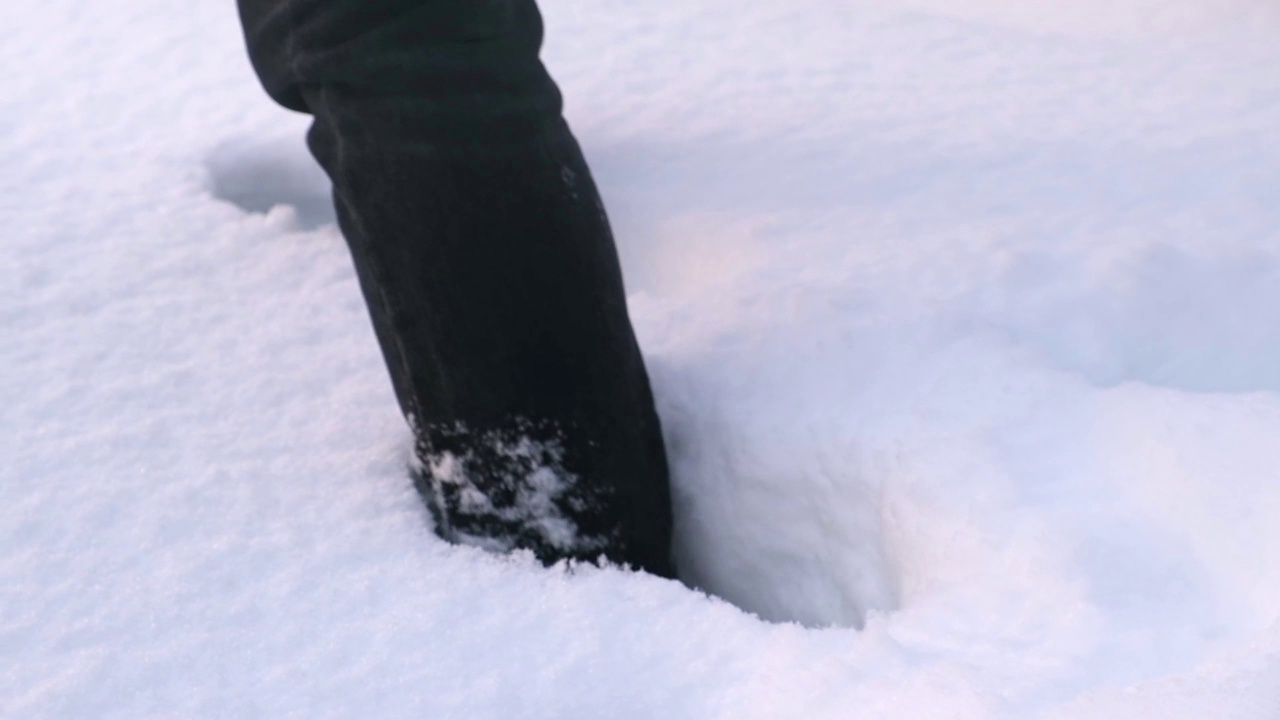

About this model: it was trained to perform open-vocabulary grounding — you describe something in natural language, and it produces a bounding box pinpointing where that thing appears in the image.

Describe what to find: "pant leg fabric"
[236,0,675,577]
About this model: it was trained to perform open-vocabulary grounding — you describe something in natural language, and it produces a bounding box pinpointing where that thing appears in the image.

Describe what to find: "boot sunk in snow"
[237,0,676,577]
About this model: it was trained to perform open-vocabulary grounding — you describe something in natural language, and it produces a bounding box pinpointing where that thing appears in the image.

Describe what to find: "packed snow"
[4,0,1280,717]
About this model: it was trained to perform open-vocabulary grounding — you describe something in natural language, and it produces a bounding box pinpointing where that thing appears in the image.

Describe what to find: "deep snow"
[4,1,1280,717]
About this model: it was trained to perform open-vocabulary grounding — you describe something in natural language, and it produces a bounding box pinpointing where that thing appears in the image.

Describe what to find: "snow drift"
[5,0,1280,717]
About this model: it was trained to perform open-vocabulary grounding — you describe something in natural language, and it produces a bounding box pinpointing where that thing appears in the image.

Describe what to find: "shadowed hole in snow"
[206,137,336,230]
[653,359,902,630]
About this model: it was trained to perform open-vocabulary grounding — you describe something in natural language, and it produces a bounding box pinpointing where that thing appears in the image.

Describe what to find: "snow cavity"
[206,136,336,231]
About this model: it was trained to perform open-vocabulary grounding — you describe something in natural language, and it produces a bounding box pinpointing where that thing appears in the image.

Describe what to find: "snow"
[4,0,1279,717]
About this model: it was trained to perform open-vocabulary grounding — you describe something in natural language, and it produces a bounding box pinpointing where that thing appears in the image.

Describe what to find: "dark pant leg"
[236,0,674,576]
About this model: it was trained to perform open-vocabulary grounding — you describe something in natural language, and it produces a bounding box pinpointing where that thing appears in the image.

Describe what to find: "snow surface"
[5,0,1280,717]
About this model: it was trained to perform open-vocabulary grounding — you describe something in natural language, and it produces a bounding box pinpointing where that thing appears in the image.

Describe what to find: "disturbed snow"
[5,0,1280,717]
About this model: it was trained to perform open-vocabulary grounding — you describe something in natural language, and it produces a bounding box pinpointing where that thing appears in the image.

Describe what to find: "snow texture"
[4,0,1280,717]
[417,421,607,555]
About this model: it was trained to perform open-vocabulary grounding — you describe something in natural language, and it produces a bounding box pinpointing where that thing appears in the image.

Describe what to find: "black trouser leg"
[237,0,674,576]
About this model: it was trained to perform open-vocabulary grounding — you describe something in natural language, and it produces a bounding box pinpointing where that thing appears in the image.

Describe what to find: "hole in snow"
[206,137,336,231]
[656,362,901,629]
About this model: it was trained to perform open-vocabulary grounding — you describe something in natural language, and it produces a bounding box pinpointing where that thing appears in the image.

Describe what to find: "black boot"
[238,0,675,577]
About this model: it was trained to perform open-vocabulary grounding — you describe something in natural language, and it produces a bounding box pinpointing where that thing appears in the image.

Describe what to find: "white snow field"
[5,0,1280,717]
